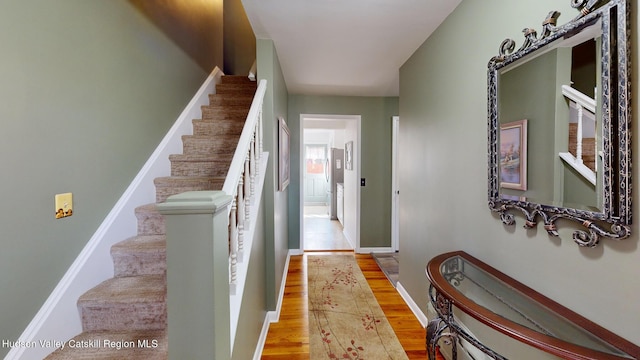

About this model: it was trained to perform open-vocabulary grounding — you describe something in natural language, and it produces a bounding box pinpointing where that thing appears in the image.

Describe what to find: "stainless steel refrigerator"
[325,148,344,220]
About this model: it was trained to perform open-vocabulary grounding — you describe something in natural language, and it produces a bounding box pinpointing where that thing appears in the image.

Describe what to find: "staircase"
[559,84,597,185]
[568,123,596,172]
[44,75,257,359]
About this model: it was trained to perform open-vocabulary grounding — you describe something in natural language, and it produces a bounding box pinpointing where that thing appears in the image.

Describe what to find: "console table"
[425,251,640,360]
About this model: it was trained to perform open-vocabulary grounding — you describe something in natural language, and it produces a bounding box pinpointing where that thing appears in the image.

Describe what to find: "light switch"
[55,193,73,219]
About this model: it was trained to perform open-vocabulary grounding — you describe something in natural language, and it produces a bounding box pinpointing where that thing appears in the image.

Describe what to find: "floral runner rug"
[308,255,409,359]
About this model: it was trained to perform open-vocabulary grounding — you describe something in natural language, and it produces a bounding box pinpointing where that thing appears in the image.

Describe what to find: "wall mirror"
[487,0,631,247]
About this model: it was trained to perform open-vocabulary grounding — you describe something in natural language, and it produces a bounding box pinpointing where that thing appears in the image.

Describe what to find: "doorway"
[300,114,361,252]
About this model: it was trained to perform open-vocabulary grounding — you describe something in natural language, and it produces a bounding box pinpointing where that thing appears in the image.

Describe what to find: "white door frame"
[391,116,400,252]
[300,114,361,252]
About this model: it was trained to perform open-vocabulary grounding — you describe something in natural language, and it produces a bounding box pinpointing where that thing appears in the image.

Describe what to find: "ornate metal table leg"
[426,317,445,360]
[427,285,461,359]
[426,317,458,360]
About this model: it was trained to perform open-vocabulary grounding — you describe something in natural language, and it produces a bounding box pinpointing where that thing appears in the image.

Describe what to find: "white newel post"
[157,191,232,360]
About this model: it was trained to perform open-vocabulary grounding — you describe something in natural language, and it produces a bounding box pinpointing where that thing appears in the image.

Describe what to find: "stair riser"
[200,109,249,121]
[182,137,239,155]
[171,161,230,177]
[208,95,253,107]
[220,75,255,84]
[215,86,257,96]
[192,121,244,136]
[113,253,166,277]
[80,304,166,332]
[135,208,165,236]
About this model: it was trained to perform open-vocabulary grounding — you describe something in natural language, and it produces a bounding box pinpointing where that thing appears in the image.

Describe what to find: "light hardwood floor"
[260,253,427,359]
[303,205,352,251]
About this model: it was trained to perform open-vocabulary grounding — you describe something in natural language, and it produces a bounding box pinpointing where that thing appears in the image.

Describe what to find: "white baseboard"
[252,249,295,360]
[5,68,224,360]
[288,249,304,256]
[396,281,428,328]
[253,311,275,360]
[357,246,395,254]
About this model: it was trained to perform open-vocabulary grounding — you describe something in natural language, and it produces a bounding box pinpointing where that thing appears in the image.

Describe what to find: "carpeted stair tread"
[78,275,166,331]
[111,235,166,277]
[79,275,166,304]
[153,176,225,189]
[44,330,167,360]
[154,176,225,202]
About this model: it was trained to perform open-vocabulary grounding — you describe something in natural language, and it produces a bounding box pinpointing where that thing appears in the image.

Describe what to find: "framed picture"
[278,117,290,191]
[345,141,353,170]
[499,119,527,190]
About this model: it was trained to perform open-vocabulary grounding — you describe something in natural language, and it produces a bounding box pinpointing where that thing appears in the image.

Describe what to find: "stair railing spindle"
[229,198,238,295]
[237,179,245,262]
[259,109,264,156]
[576,103,584,164]
[244,154,251,225]
[249,136,256,197]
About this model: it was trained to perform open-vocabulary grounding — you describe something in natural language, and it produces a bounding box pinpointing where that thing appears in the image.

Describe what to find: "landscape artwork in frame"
[278,117,290,191]
[499,119,527,191]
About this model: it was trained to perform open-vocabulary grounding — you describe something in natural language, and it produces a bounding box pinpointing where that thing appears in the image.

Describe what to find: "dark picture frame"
[499,119,527,191]
[278,117,290,191]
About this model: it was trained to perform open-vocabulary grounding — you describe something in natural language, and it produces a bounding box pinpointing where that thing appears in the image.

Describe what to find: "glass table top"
[436,255,634,359]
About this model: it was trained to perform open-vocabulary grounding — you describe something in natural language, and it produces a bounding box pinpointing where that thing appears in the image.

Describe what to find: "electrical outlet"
[55,193,73,219]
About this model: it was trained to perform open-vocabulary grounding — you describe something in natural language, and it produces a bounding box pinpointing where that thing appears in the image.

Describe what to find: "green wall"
[399,0,640,353]
[0,1,208,355]
[224,0,257,75]
[128,0,224,73]
[256,39,289,310]
[288,95,398,249]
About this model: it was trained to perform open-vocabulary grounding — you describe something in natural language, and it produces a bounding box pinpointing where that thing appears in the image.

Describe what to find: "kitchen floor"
[303,205,353,251]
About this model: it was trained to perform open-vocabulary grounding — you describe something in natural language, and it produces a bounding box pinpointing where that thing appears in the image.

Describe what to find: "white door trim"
[300,114,361,252]
[391,116,400,252]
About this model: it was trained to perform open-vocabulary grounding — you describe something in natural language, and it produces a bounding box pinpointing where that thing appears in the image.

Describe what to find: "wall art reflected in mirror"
[487,0,631,247]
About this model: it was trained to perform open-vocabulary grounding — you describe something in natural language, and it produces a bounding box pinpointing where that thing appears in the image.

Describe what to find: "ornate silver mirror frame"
[487,0,631,247]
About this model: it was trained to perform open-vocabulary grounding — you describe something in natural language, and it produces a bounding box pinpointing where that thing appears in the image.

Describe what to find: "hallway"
[303,205,352,251]
[260,253,426,359]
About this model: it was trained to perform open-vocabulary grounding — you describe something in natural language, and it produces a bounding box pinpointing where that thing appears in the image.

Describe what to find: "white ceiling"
[242,0,462,97]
